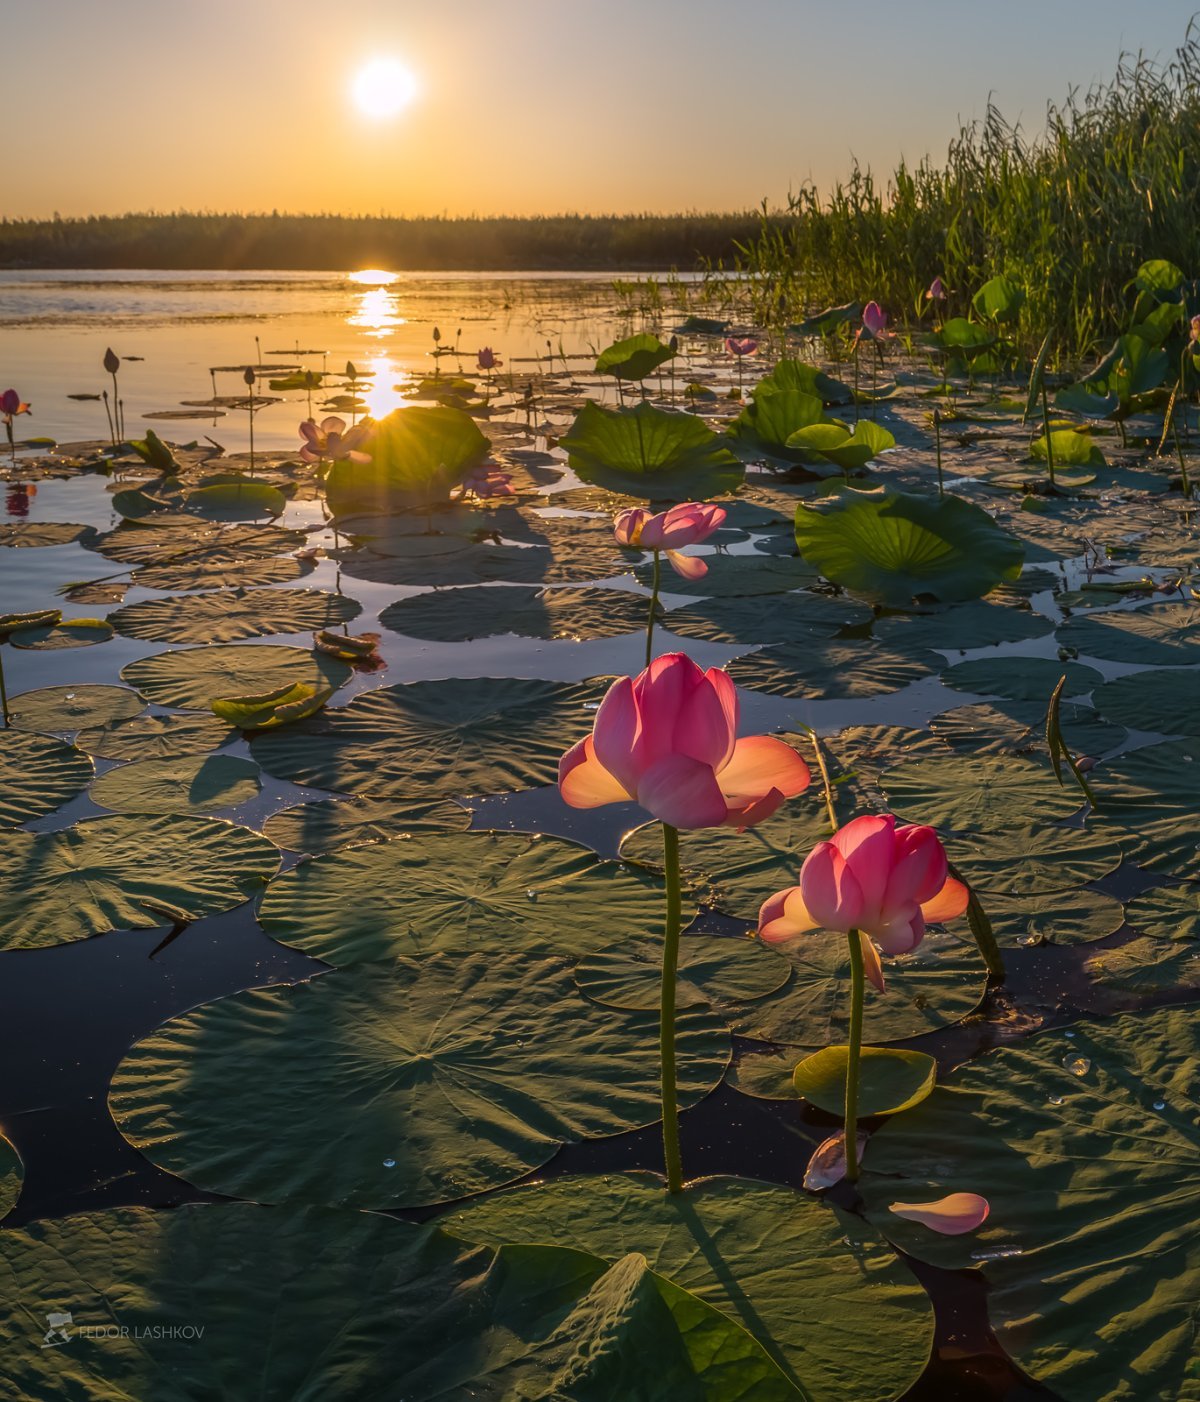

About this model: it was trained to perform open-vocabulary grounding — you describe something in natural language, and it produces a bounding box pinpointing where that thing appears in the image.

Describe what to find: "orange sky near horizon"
[4,0,1199,221]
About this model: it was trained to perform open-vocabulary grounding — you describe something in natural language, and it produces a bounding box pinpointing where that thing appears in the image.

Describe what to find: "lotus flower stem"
[809,732,838,832]
[645,552,662,667]
[1040,379,1056,487]
[947,860,1005,981]
[1171,410,1192,500]
[660,821,684,1194]
[0,650,9,727]
[102,389,116,447]
[844,927,865,1183]
[933,409,945,498]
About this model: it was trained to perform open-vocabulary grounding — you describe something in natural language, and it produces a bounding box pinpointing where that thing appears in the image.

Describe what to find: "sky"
[5,0,1200,219]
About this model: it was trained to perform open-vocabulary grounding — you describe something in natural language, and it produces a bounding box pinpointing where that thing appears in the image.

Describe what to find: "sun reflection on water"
[348,269,399,287]
[359,354,410,420]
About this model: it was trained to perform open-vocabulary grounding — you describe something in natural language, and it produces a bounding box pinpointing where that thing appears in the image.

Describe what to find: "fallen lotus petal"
[889,1193,991,1234]
[804,1131,870,1190]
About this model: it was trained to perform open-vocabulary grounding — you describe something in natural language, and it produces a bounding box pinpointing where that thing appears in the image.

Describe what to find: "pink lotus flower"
[890,1193,990,1235]
[757,813,968,990]
[857,302,892,341]
[451,464,515,500]
[559,652,810,830]
[925,277,948,302]
[477,347,501,372]
[613,501,726,580]
[1,390,30,420]
[725,336,759,358]
[1190,314,1200,346]
[298,416,372,464]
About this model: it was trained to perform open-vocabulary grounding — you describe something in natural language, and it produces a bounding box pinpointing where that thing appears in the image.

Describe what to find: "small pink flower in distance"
[926,277,948,302]
[559,652,811,831]
[452,464,515,501]
[725,336,760,358]
[757,813,968,991]
[1190,314,1200,346]
[612,501,726,580]
[858,302,892,342]
[1,389,30,420]
[298,417,372,464]
[477,347,501,371]
[890,1193,990,1235]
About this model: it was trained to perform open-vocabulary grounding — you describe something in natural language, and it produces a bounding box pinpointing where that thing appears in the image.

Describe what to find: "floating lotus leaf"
[252,677,600,799]
[988,888,1125,946]
[74,712,234,761]
[0,1132,20,1218]
[6,684,142,733]
[1083,937,1200,994]
[0,815,279,948]
[726,638,941,700]
[794,488,1024,607]
[109,587,360,644]
[90,754,261,816]
[211,682,333,730]
[793,1046,937,1117]
[326,405,489,515]
[90,521,305,567]
[0,608,60,634]
[445,1171,934,1402]
[952,824,1125,893]
[636,552,817,597]
[339,529,622,590]
[881,753,1080,831]
[575,933,791,1012]
[930,699,1125,758]
[662,590,871,646]
[752,357,854,406]
[1092,739,1200,879]
[0,521,94,547]
[9,617,113,649]
[859,1007,1200,1401]
[0,729,93,827]
[730,389,828,460]
[184,481,287,520]
[1095,667,1200,736]
[1057,601,1200,666]
[122,644,350,711]
[0,1204,802,1401]
[1125,885,1200,942]
[380,584,649,642]
[560,401,743,499]
[594,332,675,381]
[110,952,730,1208]
[258,831,675,962]
[940,655,1102,702]
[786,419,896,471]
[134,551,314,591]
[263,795,469,854]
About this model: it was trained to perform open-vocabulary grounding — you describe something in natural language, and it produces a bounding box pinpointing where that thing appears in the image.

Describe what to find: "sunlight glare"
[349,269,399,287]
[351,58,419,121]
[360,355,411,420]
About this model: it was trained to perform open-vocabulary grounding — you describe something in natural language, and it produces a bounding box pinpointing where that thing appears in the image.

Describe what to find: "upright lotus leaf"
[793,487,1024,606]
[109,951,730,1207]
[786,420,895,471]
[752,357,854,406]
[971,275,1025,324]
[858,1007,1200,1402]
[1065,333,1170,421]
[1129,298,1183,347]
[790,301,864,338]
[937,318,996,362]
[258,831,680,962]
[1030,428,1105,468]
[128,426,179,472]
[0,730,93,827]
[729,390,829,460]
[109,587,360,644]
[0,814,280,948]
[1134,258,1186,298]
[326,405,489,515]
[594,332,675,381]
[560,401,743,499]
[0,1206,803,1401]
[446,1171,934,1402]
[122,644,350,711]
[184,481,288,520]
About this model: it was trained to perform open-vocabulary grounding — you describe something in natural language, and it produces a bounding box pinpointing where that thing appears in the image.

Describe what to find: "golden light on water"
[349,285,405,338]
[359,354,410,420]
[348,269,399,287]
[351,58,419,121]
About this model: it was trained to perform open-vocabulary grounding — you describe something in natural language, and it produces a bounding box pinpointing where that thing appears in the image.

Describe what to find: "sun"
[351,57,419,121]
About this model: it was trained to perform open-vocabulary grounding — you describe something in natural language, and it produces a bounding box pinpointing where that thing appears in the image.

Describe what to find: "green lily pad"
[1095,667,1200,736]
[6,684,142,733]
[1083,937,1200,993]
[110,952,730,1208]
[0,814,280,948]
[109,588,361,644]
[380,584,649,642]
[793,1046,937,1117]
[726,638,940,700]
[786,419,896,471]
[730,389,828,460]
[445,1171,934,1402]
[326,405,489,515]
[560,401,743,499]
[135,551,314,591]
[1093,739,1200,879]
[636,552,817,597]
[262,795,469,854]
[988,888,1125,946]
[940,656,1102,703]
[90,754,262,815]
[1057,602,1200,666]
[0,1204,803,1401]
[952,824,1125,893]
[0,521,95,547]
[574,933,792,1011]
[74,712,235,761]
[881,753,1080,831]
[595,332,675,381]
[1125,885,1200,942]
[930,698,1126,757]
[872,601,1053,652]
[258,831,675,962]
[859,1006,1200,1401]
[9,618,113,649]
[184,481,287,520]
[251,677,600,799]
[91,521,305,567]
[122,644,351,711]
[0,729,93,827]
[794,488,1024,607]
[0,1132,20,1217]
[663,590,872,646]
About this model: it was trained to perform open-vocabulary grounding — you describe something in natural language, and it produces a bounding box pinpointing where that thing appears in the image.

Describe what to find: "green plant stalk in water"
[0,650,9,727]
[933,410,944,498]
[645,552,661,667]
[844,927,865,1183]
[1171,410,1193,499]
[1040,379,1056,488]
[660,822,684,1193]
[947,860,1006,980]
